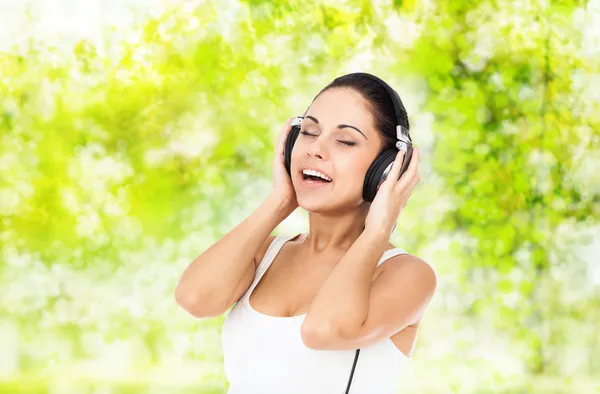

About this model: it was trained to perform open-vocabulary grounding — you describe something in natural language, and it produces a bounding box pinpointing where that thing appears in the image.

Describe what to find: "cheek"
[290,143,304,163]
[344,151,373,172]
[335,157,372,189]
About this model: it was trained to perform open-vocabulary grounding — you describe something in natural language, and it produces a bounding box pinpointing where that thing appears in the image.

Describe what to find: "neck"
[299,203,370,255]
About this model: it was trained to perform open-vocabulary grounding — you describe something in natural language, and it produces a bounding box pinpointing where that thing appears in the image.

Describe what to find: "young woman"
[175,72,437,393]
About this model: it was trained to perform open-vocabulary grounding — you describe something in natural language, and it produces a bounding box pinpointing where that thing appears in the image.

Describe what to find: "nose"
[307,137,328,160]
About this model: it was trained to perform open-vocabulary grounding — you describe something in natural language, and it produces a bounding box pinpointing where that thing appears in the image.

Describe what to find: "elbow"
[174,285,203,317]
[175,284,224,318]
[301,322,339,350]
[301,320,360,350]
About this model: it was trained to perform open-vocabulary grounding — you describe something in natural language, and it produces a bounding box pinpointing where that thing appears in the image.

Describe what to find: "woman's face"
[290,87,384,213]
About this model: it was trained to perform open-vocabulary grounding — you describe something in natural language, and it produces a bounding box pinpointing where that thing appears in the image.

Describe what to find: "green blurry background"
[1,0,599,393]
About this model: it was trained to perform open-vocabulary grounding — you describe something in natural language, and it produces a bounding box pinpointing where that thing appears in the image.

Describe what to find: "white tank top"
[221,233,411,394]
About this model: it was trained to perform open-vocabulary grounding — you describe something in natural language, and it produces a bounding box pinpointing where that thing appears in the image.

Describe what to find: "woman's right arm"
[175,116,299,318]
[175,193,293,318]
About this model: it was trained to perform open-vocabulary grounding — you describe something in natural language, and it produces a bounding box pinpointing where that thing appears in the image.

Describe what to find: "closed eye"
[300,131,356,146]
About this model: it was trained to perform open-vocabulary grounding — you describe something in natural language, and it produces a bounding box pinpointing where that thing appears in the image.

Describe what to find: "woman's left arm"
[300,229,437,351]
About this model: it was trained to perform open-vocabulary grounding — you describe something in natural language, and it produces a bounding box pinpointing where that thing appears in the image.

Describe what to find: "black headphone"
[283,72,413,203]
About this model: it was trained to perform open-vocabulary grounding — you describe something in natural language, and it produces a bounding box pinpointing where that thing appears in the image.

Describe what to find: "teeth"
[302,169,332,182]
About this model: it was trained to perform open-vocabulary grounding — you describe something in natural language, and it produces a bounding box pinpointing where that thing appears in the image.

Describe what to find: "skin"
[250,87,436,357]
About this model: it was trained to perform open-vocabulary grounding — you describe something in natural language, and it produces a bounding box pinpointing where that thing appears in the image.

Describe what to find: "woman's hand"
[364,146,421,237]
[269,116,299,214]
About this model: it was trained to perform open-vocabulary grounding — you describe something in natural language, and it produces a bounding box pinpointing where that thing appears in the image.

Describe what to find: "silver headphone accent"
[291,116,303,127]
[377,125,412,189]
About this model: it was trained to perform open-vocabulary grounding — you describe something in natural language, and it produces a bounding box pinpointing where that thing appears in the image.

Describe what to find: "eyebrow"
[304,115,368,140]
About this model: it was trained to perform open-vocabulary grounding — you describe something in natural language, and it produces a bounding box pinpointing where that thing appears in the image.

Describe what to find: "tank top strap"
[377,247,409,266]
[376,247,437,280]
[249,233,301,292]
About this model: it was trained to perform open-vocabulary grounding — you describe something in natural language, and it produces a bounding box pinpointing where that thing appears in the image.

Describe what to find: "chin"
[297,197,333,214]
[297,194,363,216]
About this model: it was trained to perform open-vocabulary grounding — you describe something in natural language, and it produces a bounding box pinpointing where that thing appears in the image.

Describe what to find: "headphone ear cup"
[284,124,301,177]
[362,149,397,202]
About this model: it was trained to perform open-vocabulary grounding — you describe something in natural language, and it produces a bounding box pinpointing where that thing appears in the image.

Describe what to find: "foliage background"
[1,0,599,393]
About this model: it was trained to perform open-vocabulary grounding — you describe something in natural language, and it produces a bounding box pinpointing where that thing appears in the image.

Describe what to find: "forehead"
[306,88,374,130]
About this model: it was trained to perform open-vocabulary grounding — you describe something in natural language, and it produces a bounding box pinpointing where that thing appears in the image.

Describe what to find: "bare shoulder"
[253,234,278,270]
[379,249,437,290]
[378,250,437,325]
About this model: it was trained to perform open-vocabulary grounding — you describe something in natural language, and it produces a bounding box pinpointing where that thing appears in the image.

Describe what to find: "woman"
[175,72,437,393]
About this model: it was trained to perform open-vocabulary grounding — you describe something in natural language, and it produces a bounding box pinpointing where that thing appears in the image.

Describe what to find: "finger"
[402,171,420,196]
[278,117,295,141]
[386,148,407,185]
[395,147,420,191]
[276,117,295,152]
[404,168,421,196]
[378,151,404,192]
[404,146,420,179]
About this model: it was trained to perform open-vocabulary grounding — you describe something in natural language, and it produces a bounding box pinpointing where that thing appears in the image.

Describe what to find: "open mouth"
[300,171,333,185]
